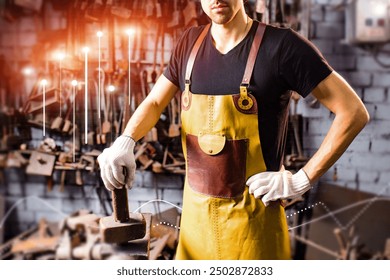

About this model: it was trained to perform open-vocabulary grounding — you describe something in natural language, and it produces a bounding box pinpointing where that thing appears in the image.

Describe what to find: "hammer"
[100,185,146,244]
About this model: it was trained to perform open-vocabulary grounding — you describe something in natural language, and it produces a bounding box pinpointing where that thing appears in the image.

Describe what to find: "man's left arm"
[302,71,369,183]
[247,71,369,205]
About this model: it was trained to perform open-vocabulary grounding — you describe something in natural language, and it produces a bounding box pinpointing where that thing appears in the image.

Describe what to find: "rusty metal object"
[291,225,375,260]
[99,187,146,244]
[291,232,339,258]
[333,226,362,260]
[55,210,151,260]
[7,219,59,260]
[0,226,38,260]
[26,151,56,176]
[149,234,170,260]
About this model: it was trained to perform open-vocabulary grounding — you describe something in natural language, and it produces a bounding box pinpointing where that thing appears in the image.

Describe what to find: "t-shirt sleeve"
[163,27,197,90]
[163,38,181,88]
[278,29,333,97]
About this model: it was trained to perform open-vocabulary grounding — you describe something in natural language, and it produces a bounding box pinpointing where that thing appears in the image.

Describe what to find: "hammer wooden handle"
[112,187,130,223]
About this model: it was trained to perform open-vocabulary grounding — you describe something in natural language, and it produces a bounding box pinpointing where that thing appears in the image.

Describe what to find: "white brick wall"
[364,88,386,103]
[340,71,372,87]
[357,55,390,72]
[315,22,345,39]
[304,0,390,195]
[372,73,390,87]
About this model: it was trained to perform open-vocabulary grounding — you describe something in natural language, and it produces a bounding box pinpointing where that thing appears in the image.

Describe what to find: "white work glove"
[97,135,136,191]
[246,169,311,206]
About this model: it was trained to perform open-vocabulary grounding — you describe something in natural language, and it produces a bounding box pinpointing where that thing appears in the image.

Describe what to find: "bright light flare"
[22,67,34,76]
[56,52,65,61]
[371,0,387,17]
[108,85,115,92]
[126,28,135,36]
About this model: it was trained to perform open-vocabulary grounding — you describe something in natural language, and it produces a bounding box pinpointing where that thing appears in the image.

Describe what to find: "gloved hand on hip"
[246,168,311,206]
[97,135,136,191]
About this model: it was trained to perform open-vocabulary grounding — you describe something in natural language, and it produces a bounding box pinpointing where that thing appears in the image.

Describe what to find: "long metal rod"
[59,59,62,118]
[84,48,88,144]
[128,32,132,106]
[42,82,46,136]
[288,195,390,231]
[73,84,76,162]
[291,233,339,258]
[98,34,101,119]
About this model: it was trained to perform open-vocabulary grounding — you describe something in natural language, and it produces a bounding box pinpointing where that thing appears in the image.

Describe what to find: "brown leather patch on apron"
[232,92,258,114]
[186,133,248,198]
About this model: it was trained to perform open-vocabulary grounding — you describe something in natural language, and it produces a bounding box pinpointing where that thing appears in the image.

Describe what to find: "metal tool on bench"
[26,150,56,177]
[100,186,147,243]
[99,167,151,251]
[99,181,152,259]
[75,154,96,186]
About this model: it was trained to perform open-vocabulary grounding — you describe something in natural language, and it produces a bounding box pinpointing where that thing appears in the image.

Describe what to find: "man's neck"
[210,13,253,54]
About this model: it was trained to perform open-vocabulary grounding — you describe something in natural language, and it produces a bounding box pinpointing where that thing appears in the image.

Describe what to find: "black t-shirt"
[163,21,333,171]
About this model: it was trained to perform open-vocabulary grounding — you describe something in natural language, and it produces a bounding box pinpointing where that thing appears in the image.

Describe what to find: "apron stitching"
[212,199,222,260]
[208,96,214,133]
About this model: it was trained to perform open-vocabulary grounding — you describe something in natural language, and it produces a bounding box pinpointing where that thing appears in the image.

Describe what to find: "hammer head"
[100,212,146,244]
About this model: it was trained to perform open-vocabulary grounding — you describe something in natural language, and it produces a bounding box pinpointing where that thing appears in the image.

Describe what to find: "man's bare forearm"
[122,75,178,141]
[303,106,368,183]
[122,99,165,142]
[302,72,369,183]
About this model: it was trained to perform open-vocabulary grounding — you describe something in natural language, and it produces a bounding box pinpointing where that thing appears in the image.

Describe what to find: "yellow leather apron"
[176,23,290,260]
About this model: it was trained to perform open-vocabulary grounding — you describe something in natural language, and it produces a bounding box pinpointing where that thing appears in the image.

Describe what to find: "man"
[97,0,369,259]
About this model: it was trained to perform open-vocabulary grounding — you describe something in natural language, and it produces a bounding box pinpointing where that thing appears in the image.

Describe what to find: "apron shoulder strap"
[184,22,266,87]
[241,22,266,87]
[185,24,211,84]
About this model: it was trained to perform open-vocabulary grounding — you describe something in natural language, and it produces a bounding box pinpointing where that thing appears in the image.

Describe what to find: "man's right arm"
[97,74,178,190]
[123,74,179,141]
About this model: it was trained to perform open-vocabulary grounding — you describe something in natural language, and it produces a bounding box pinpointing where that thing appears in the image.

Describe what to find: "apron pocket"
[186,133,248,198]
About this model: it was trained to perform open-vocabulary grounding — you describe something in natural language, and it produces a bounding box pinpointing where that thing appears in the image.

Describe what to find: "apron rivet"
[209,149,213,153]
